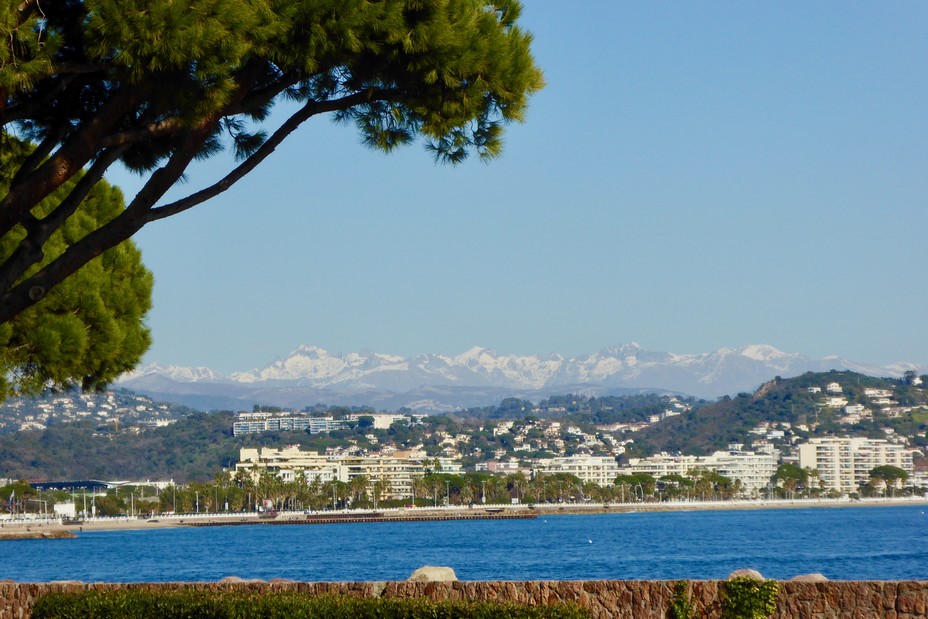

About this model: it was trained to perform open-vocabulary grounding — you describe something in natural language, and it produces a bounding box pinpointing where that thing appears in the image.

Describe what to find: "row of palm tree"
[148,466,768,515]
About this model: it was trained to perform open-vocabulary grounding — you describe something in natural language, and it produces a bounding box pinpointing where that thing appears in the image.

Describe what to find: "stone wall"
[1,580,927,619]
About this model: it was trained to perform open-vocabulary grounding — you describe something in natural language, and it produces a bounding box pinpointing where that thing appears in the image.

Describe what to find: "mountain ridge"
[115,343,926,412]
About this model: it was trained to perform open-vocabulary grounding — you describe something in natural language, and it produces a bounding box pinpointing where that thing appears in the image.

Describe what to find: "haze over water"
[8,505,928,582]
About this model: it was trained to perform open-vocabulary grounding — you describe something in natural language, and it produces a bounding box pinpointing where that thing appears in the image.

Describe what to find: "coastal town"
[2,2,927,614]
[2,371,926,526]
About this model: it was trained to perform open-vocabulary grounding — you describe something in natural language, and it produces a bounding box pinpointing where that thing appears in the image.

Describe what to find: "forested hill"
[626,370,928,457]
[0,412,246,482]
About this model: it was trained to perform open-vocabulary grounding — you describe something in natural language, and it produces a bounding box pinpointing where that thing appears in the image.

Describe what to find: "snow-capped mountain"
[114,343,924,412]
[119,363,228,384]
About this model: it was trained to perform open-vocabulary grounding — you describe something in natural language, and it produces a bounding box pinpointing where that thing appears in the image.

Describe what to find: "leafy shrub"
[32,590,591,619]
[719,577,779,619]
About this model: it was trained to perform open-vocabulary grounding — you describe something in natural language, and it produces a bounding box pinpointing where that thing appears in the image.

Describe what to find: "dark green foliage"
[774,463,807,484]
[0,137,152,400]
[869,465,908,484]
[613,473,656,495]
[668,581,697,619]
[32,591,590,619]
[720,578,779,619]
[0,411,247,482]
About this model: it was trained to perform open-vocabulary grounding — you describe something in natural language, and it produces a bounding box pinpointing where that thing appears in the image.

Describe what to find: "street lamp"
[446,480,451,507]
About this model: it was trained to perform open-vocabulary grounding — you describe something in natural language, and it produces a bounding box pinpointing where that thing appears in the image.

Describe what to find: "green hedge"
[32,591,591,619]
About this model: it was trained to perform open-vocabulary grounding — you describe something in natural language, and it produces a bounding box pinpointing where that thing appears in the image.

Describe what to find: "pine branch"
[0,146,126,295]
[147,89,391,222]
[0,124,212,324]
[0,88,134,239]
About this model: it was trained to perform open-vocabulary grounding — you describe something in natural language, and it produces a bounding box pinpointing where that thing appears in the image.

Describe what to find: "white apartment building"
[532,456,621,487]
[710,449,780,495]
[232,414,349,436]
[798,437,914,495]
[236,446,338,484]
[475,460,523,474]
[369,414,404,429]
[618,447,779,495]
[235,446,444,500]
[338,455,425,500]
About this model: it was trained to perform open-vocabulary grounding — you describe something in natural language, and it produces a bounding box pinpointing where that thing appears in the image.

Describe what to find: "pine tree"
[0,0,543,323]
[0,136,152,399]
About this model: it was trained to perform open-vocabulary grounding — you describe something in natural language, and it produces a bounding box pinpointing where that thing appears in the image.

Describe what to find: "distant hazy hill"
[116,343,924,411]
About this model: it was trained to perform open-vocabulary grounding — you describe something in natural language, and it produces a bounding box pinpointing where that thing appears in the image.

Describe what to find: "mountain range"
[115,343,925,413]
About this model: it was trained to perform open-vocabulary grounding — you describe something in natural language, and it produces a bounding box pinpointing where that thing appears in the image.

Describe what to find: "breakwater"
[182,511,536,527]
[2,580,927,619]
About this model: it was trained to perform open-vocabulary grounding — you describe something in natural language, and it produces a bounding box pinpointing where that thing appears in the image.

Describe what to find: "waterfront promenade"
[3,495,926,538]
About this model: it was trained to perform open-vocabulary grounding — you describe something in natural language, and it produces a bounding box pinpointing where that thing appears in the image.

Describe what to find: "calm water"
[8,505,928,582]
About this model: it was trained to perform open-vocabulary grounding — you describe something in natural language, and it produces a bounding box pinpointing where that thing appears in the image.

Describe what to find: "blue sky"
[111,3,928,373]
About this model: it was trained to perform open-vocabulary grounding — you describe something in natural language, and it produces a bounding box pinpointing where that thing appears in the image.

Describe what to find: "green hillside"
[0,412,254,482]
[626,371,928,457]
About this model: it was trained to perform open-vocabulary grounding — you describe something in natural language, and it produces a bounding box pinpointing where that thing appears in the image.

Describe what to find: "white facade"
[618,448,778,495]
[709,450,780,494]
[798,437,914,495]
[53,502,76,518]
[369,414,404,430]
[237,446,338,483]
[532,456,621,487]
[232,414,349,436]
[235,446,452,500]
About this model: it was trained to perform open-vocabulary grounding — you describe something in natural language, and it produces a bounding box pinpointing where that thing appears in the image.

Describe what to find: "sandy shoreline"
[2,496,926,538]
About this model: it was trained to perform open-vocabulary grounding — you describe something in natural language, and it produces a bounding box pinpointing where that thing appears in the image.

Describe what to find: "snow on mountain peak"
[740,344,788,362]
[119,363,226,383]
[119,343,927,406]
[293,344,331,358]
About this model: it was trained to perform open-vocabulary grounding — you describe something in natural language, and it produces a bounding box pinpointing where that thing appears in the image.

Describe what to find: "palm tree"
[528,472,546,503]
[583,482,601,503]
[412,476,430,507]
[427,475,444,507]
[504,472,527,504]
[348,475,369,508]
[459,480,478,505]
[371,477,390,508]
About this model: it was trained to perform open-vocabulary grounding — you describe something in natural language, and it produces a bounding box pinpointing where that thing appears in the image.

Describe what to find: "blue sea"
[7,505,928,582]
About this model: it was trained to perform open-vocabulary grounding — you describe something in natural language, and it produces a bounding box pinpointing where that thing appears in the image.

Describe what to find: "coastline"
[2,495,926,538]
